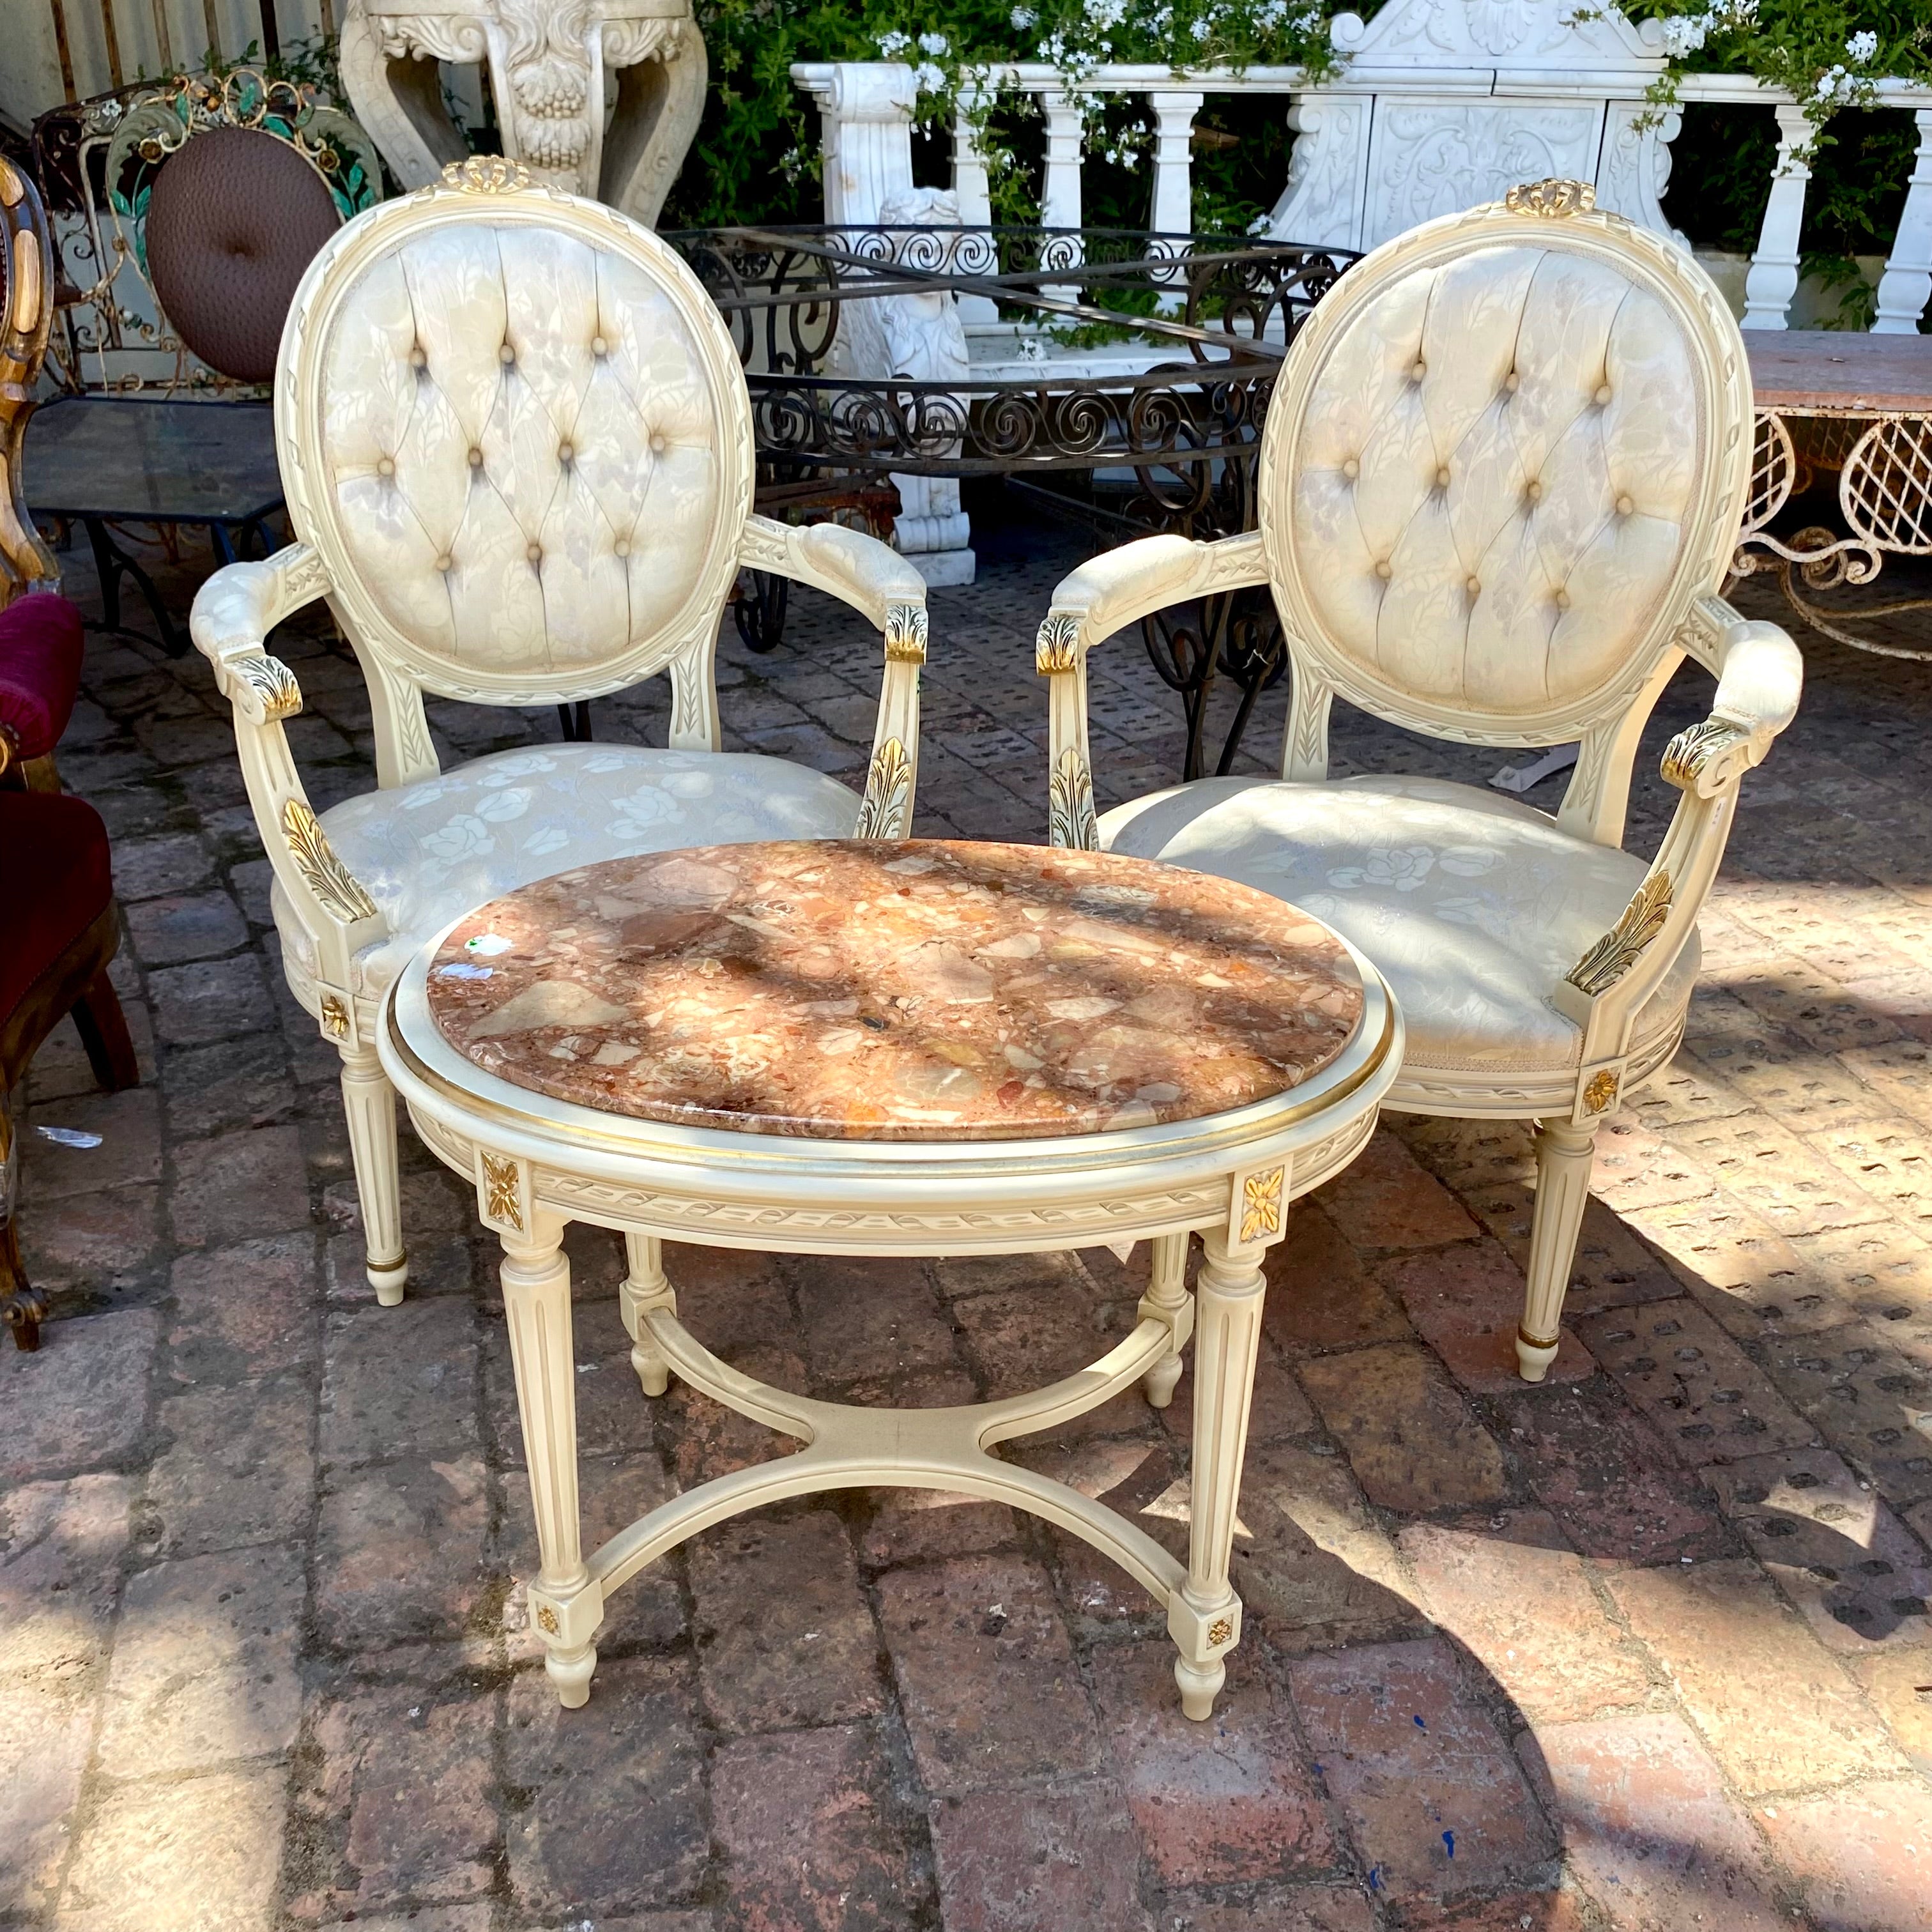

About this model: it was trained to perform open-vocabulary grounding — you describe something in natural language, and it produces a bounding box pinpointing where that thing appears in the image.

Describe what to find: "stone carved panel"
[1331,0,1659,75]
[340,0,705,226]
[1361,98,1605,249]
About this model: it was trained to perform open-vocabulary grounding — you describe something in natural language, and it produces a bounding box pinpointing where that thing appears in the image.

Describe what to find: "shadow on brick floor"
[4,493,1931,1931]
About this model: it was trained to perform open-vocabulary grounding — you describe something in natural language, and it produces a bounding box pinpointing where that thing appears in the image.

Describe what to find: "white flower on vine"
[1660,15,1708,54]
[912,60,946,93]
[1190,15,1211,38]
[1813,62,1858,103]
[1011,4,1036,23]
[1846,29,1878,63]
[917,30,950,54]
[878,29,910,56]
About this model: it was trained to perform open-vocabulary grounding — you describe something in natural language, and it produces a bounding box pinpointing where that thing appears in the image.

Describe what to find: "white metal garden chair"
[1032,180,1802,1381]
[192,158,928,1303]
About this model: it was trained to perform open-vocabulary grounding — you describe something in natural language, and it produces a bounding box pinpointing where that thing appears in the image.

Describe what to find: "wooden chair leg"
[1,1218,44,1353]
[70,968,139,1092]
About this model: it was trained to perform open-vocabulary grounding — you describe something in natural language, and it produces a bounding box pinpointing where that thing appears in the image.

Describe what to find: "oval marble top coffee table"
[379,839,1400,1717]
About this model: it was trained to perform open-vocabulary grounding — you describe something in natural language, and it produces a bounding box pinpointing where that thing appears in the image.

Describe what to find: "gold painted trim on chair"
[1564,871,1673,997]
[282,798,378,924]
[1036,612,1082,675]
[884,603,928,664]
[441,156,533,195]
[1505,178,1596,218]
[854,737,914,839]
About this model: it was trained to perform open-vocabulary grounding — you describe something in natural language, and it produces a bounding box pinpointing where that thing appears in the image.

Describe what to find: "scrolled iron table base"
[1736,339,1932,660]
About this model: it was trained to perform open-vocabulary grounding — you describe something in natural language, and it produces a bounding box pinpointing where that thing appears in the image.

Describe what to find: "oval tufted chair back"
[275,165,753,751]
[1258,187,1753,836]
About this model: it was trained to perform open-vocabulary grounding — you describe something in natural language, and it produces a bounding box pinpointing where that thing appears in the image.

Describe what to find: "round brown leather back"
[144,125,342,383]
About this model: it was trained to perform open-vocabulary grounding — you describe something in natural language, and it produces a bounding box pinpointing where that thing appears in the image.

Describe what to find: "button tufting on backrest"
[1284,240,1701,714]
[377,457,394,477]
[315,219,730,673]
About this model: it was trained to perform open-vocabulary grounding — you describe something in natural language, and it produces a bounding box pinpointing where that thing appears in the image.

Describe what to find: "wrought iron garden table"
[671,226,1357,778]
[1737,331,1932,657]
[379,838,1399,1717]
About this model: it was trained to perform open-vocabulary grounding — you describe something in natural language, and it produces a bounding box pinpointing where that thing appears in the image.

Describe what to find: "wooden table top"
[425,839,1364,1142]
[1747,331,1932,415]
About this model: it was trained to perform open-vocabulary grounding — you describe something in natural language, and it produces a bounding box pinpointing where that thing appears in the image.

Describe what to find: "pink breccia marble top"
[425,840,1363,1142]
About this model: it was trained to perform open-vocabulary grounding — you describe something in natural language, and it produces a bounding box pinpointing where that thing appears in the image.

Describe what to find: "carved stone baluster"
[950,86,998,325]
[1743,104,1813,331]
[1874,108,1932,335]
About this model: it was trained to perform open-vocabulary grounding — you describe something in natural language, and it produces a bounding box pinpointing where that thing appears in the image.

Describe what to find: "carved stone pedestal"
[340,0,705,225]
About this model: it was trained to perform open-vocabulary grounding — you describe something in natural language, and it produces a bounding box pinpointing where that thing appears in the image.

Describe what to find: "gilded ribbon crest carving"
[1505,178,1596,218]
[1035,612,1082,676]
[854,737,913,839]
[1048,746,1099,851]
[441,155,533,195]
[884,602,928,664]
[282,799,379,924]
[482,1152,524,1230]
[1565,871,1673,997]
[1206,1615,1234,1648]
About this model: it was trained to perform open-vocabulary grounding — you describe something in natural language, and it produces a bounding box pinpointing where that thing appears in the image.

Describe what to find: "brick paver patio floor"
[6,498,1932,1931]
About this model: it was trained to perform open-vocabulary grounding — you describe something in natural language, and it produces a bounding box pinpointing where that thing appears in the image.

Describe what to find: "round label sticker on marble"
[426,840,1363,1141]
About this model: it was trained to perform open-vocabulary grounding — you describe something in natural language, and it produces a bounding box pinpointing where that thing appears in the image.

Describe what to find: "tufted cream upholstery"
[274,744,862,998]
[1280,243,1701,717]
[1036,190,1801,1384]
[194,175,930,1308]
[314,223,732,675]
[1100,775,1697,1073]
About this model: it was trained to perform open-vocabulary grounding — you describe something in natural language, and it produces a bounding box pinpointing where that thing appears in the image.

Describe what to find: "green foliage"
[663,0,1338,229]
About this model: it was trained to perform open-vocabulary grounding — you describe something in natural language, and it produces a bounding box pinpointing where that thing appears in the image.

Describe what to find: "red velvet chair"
[1,591,138,1351]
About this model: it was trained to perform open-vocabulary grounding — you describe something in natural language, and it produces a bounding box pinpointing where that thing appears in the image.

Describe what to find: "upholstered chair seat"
[275,742,861,998]
[1033,182,1804,1383]
[1101,774,1699,1078]
[194,163,929,1305]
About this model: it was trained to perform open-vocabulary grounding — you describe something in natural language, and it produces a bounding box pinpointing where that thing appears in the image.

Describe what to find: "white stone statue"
[340,0,706,225]
[830,185,976,586]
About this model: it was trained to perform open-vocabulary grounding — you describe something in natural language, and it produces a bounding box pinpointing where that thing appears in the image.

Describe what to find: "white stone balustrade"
[792,0,1932,337]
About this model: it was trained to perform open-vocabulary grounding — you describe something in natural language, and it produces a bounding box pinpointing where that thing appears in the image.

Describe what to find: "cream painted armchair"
[192,159,928,1304]
[1034,181,1802,1382]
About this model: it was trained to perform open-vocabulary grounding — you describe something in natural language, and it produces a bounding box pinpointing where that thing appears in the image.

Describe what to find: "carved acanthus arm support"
[190,546,387,1020]
[1036,533,1269,848]
[1553,599,1803,1116]
[739,514,929,839]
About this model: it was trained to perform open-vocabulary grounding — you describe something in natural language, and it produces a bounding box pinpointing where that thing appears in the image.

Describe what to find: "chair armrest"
[190,544,385,1010]
[739,514,930,839]
[1036,533,1268,849]
[1552,608,1803,1102]
[1038,532,1268,668]
[0,590,83,779]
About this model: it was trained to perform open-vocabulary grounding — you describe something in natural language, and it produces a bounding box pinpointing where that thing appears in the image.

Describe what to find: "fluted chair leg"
[1517,1118,1598,1383]
[339,1039,408,1305]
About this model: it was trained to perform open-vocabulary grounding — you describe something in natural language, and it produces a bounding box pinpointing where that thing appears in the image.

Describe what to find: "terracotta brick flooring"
[6,497,1932,1931]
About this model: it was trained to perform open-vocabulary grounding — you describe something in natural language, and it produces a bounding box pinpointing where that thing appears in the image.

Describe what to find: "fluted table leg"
[1138,1230,1193,1409]
[1169,1229,1268,1720]
[501,1215,603,1706]
[620,1232,677,1397]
